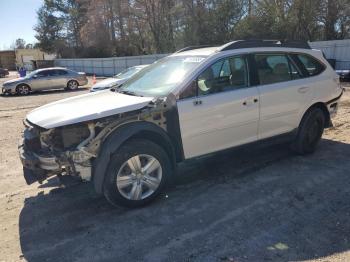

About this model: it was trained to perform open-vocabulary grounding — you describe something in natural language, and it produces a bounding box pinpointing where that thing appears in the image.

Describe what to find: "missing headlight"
[60,124,90,149]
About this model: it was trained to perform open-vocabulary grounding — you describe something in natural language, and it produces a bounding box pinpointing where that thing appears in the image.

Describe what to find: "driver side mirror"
[32,75,38,79]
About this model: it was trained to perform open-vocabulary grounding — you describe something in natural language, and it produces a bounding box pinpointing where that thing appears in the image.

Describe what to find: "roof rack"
[218,40,311,51]
[175,45,213,53]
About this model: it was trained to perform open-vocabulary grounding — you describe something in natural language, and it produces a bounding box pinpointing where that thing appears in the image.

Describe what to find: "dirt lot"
[0,73,350,262]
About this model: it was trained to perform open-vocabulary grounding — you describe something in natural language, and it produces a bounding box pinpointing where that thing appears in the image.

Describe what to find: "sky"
[0,0,43,50]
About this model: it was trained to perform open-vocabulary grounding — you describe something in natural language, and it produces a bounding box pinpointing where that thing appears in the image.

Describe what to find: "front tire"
[103,139,172,208]
[292,107,325,155]
[16,84,31,95]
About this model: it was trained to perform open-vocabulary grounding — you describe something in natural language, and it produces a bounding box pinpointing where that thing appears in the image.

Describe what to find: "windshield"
[114,67,143,79]
[25,69,40,78]
[118,56,206,97]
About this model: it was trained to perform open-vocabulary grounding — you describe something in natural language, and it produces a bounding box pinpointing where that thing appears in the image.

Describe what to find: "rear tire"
[103,139,172,208]
[292,107,325,155]
[16,84,31,95]
[67,80,79,90]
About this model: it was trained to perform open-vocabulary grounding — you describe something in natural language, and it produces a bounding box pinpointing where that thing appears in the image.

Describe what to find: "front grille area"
[25,137,41,152]
[23,127,41,152]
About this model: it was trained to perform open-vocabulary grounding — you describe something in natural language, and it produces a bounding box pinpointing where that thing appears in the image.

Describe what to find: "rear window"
[296,54,325,76]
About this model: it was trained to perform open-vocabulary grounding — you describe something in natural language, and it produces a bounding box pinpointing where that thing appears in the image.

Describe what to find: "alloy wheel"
[116,154,162,201]
[68,81,78,90]
[17,85,30,95]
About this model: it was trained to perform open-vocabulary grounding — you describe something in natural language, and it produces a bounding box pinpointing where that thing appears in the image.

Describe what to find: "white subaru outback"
[19,40,343,207]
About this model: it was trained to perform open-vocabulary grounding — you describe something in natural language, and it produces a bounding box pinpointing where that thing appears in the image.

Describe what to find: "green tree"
[35,3,64,54]
[34,0,350,58]
[15,38,26,49]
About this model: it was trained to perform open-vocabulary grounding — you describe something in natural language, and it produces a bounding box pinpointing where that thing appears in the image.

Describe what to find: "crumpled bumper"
[18,136,61,185]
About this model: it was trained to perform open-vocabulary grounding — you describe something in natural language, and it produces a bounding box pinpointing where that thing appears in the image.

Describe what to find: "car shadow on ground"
[1,88,89,98]
[19,139,350,262]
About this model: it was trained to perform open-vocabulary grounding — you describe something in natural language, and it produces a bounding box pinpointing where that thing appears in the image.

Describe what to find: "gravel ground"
[0,73,350,262]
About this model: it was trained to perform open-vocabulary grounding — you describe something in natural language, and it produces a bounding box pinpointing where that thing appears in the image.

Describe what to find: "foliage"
[34,0,350,58]
[15,38,26,49]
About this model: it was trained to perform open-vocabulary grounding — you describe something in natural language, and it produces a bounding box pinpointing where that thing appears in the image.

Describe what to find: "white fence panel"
[55,54,169,76]
[55,40,350,73]
[310,39,350,70]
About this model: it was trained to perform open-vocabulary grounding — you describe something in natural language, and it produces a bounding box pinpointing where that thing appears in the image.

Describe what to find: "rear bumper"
[327,90,344,120]
[78,78,88,86]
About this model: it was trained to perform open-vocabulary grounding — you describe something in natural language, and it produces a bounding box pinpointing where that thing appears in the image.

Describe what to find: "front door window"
[197,56,249,96]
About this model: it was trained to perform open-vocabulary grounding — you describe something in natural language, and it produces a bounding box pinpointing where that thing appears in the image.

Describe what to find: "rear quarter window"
[296,54,325,77]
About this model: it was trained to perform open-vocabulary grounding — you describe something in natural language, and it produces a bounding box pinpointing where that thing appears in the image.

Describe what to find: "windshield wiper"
[118,90,142,97]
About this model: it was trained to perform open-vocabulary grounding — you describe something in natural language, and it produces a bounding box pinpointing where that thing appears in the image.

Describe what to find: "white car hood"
[26,90,154,129]
[91,78,124,89]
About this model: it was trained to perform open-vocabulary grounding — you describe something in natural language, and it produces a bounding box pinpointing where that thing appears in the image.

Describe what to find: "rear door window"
[296,54,325,76]
[57,70,68,75]
[48,70,60,76]
[289,59,302,80]
[254,53,301,85]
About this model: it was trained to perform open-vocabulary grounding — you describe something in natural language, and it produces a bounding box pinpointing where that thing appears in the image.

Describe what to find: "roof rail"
[175,45,213,53]
[218,40,311,51]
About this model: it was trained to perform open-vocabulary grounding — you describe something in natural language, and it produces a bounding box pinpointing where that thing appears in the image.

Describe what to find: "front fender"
[92,121,174,194]
[6,81,30,91]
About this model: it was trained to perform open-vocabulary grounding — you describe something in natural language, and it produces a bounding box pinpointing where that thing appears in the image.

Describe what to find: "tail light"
[78,72,87,79]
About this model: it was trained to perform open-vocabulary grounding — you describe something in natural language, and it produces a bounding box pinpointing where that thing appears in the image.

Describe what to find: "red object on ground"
[92,74,96,85]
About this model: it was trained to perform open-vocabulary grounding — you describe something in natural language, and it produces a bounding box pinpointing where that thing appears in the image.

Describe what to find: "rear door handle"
[298,86,309,93]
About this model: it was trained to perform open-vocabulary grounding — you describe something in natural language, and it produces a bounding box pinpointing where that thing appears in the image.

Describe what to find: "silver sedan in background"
[1,67,88,95]
[90,65,149,92]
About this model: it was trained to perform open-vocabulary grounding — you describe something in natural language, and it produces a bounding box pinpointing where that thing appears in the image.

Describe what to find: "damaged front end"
[18,89,180,187]
[19,120,98,185]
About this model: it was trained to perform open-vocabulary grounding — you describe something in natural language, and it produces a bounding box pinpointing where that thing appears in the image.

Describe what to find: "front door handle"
[298,86,309,93]
[243,98,258,106]
[193,100,202,106]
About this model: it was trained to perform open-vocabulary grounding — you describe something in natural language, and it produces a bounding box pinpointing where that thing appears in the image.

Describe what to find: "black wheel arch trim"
[326,90,343,105]
[92,120,177,194]
[16,83,31,90]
